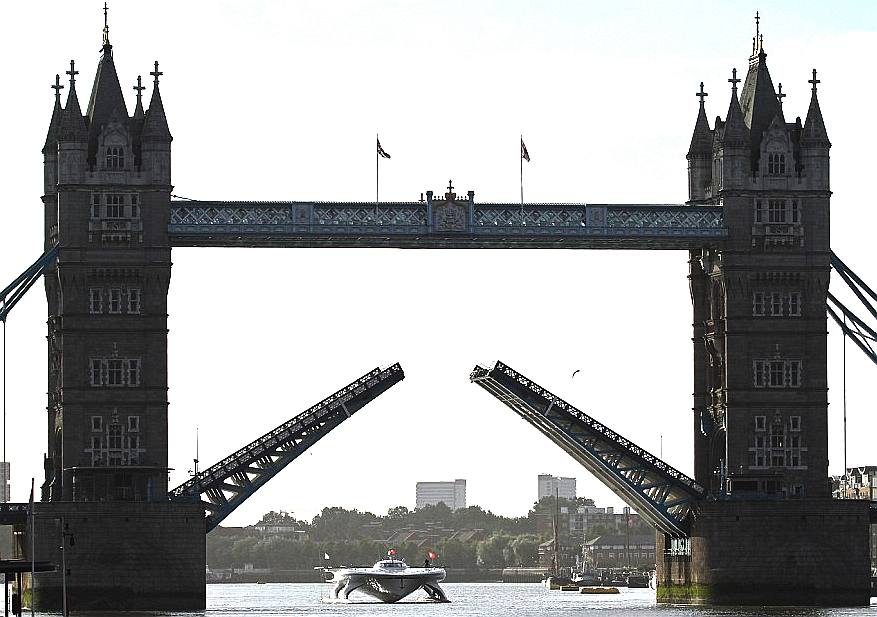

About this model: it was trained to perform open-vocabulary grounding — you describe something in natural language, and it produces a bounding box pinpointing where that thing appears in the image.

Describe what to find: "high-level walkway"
[169,200,726,249]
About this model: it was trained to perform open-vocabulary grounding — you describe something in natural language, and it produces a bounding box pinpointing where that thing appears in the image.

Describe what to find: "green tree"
[310,507,378,541]
[438,539,477,568]
[476,533,510,567]
[509,534,541,566]
[386,505,410,520]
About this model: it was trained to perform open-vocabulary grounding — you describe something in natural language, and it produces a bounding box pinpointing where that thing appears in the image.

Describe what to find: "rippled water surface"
[32,583,877,616]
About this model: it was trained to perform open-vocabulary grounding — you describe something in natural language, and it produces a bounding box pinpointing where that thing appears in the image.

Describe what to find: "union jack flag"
[377,138,391,159]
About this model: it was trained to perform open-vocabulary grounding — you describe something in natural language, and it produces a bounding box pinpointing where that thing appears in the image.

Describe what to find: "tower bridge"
[0,9,875,611]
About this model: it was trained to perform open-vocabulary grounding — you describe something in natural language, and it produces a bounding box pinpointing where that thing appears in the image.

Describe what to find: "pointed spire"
[142,61,172,142]
[688,82,713,156]
[43,74,65,154]
[133,75,145,119]
[722,68,748,146]
[803,69,830,145]
[59,60,87,142]
[87,5,129,163]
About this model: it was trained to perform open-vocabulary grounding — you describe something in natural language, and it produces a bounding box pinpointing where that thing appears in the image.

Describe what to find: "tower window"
[790,200,800,223]
[108,288,122,314]
[753,200,764,224]
[106,146,125,170]
[90,359,103,386]
[767,153,786,175]
[92,194,101,218]
[755,416,766,431]
[753,361,767,388]
[788,292,801,316]
[770,292,783,317]
[790,416,801,431]
[107,359,124,386]
[106,194,124,218]
[127,288,141,314]
[770,424,785,448]
[769,361,784,387]
[91,416,103,432]
[787,361,802,387]
[89,357,142,387]
[127,359,141,386]
[89,288,103,314]
[108,423,123,449]
[768,200,786,223]
[128,416,140,432]
[752,292,765,316]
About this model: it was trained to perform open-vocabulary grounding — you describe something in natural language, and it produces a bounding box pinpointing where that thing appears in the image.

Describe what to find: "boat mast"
[552,487,559,575]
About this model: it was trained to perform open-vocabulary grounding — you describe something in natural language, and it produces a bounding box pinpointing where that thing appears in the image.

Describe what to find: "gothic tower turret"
[687,83,713,202]
[690,17,831,499]
[42,11,172,502]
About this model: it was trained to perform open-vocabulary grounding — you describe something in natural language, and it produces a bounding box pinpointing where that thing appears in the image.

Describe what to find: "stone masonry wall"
[25,501,205,610]
[657,499,871,606]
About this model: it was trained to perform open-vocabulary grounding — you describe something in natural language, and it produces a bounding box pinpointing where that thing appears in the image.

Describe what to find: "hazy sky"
[1,1,875,526]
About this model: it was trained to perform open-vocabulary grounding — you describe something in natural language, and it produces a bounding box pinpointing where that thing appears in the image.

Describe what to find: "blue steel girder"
[829,252,877,367]
[169,364,404,531]
[470,361,706,537]
[168,201,727,249]
[1,246,59,322]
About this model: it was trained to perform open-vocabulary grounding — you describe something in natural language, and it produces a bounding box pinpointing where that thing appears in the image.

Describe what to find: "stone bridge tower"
[687,29,831,499]
[32,16,204,611]
[41,21,172,502]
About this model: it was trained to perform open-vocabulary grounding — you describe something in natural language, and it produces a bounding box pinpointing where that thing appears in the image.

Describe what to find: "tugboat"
[326,550,448,603]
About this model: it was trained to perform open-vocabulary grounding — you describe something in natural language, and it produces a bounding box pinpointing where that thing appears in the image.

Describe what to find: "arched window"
[105,146,125,170]
[767,153,786,175]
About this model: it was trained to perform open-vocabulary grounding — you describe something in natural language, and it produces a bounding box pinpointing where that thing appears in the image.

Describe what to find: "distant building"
[538,474,576,501]
[831,466,877,500]
[416,479,466,510]
[583,534,656,568]
[829,467,877,567]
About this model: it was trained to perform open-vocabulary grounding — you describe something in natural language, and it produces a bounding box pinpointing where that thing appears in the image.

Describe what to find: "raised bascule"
[0,9,874,610]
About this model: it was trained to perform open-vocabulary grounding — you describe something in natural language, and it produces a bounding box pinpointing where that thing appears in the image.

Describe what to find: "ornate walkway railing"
[169,200,726,249]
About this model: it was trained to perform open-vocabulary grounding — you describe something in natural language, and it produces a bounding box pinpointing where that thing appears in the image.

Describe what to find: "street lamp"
[59,520,74,617]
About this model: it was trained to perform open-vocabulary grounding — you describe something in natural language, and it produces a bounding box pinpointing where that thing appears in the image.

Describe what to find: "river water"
[56,583,873,617]
[24,583,877,616]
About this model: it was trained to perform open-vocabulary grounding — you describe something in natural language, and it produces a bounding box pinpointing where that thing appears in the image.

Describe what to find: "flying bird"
[571,369,580,379]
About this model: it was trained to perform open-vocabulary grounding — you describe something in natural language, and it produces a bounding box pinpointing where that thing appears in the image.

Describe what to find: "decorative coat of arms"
[433,202,467,232]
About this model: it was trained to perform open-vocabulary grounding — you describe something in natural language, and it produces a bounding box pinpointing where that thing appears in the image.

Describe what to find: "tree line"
[207,498,651,570]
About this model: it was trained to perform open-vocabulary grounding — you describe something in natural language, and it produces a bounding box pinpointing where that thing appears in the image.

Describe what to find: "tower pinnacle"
[66,59,78,87]
[728,68,740,96]
[809,69,820,94]
[150,61,163,85]
[697,82,708,108]
[102,2,111,48]
[51,74,64,103]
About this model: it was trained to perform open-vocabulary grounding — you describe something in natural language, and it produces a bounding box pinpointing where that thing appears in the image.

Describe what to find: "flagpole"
[520,135,524,223]
[376,133,379,212]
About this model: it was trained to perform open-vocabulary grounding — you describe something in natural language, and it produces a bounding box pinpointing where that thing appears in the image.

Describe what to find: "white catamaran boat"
[326,552,448,603]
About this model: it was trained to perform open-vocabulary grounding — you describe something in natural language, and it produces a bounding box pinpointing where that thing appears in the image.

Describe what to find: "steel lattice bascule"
[169,364,404,531]
[470,361,706,536]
